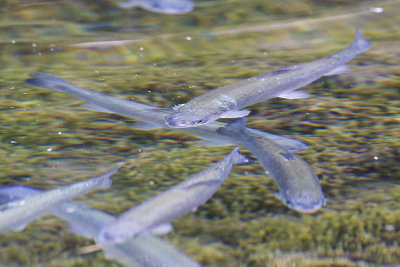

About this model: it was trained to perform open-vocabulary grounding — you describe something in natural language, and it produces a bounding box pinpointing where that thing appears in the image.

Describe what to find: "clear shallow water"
[0,0,399,266]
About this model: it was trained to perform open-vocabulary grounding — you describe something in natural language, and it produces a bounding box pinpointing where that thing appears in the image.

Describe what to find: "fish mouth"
[165,114,202,128]
[285,197,326,214]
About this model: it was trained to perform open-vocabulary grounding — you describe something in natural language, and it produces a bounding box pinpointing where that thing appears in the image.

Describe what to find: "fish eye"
[194,119,205,125]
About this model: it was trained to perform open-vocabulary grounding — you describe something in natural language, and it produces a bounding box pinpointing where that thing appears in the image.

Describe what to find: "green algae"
[0,0,400,266]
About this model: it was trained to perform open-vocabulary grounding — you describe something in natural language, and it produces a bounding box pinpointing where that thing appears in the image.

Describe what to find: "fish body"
[218,119,325,213]
[98,148,248,243]
[26,72,307,152]
[0,186,201,267]
[165,28,371,128]
[118,0,194,14]
[0,165,121,233]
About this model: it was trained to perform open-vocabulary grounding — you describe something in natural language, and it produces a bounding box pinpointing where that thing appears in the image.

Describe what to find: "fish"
[98,147,248,244]
[165,28,371,128]
[0,186,201,267]
[26,71,307,152]
[118,0,194,14]
[218,118,325,213]
[0,164,121,233]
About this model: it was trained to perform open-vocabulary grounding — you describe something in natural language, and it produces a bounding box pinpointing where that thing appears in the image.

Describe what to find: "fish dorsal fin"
[118,0,142,8]
[172,104,185,110]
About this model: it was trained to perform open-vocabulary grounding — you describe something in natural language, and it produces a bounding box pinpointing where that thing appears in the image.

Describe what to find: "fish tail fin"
[97,163,124,189]
[26,72,75,93]
[224,117,247,131]
[217,117,247,137]
[229,147,250,165]
[118,0,141,8]
[353,27,371,54]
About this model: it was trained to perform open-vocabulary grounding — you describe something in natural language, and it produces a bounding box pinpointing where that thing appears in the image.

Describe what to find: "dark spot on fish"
[257,66,297,79]
[194,119,205,125]
[279,151,294,160]
[55,84,70,91]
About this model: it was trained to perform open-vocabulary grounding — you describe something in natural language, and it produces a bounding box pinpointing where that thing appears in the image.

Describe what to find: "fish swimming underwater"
[98,148,248,244]
[165,28,371,128]
[218,118,325,213]
[0,164,121,233]
[118,0,194,14]
[26,71,307,152]
[0,186,201,267]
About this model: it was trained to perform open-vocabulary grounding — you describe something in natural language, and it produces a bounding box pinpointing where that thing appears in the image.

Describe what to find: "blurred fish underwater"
[0,0,399,266]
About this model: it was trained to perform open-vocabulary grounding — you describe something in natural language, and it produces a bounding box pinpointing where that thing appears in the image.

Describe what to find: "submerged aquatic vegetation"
[0,0,399,266]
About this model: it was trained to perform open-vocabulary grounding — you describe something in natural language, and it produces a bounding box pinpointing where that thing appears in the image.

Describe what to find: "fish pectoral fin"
[324,65,351,76]
[274,192,282,200]
[80,103,115,113]
[149,223,173,235]
[278,90,310,99]
[128,122,162,130]
[12,223,27,232]
[220,110,250,118]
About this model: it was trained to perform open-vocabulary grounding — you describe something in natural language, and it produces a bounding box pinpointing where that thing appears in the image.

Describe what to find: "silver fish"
[165,28,371,128]
[26,72,307,152]
[218,118,325,213]
[118,0,194,14]
[0,186,201,267]
[98,148,248,244]
[0,164,121,233]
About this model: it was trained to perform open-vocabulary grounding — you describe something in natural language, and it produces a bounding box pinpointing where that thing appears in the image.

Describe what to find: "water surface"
[0,0,399,266]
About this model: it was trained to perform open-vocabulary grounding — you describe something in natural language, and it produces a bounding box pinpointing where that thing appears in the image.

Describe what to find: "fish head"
[165,105,219,128]
[98,221,141,244]
[143,0,194,14]
[276,189,326,214]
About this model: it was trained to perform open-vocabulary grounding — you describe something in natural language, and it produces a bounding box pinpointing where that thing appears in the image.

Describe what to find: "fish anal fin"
[200,139,232,146]
[80,103,114,113]
[221,110,250,118]
[324,65,351,76]
[278,90,310,99]
[129,122,162,130]
[149,223,173,235]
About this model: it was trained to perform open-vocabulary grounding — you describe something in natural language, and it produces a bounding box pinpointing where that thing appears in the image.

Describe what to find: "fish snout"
[165,114,187,128]
[289,196,326,214]
[165,114,179,127]
[98,228,125,244]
